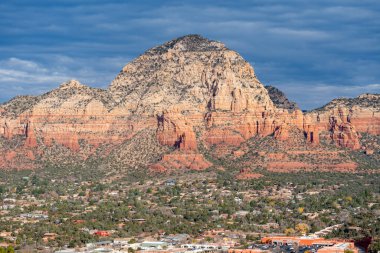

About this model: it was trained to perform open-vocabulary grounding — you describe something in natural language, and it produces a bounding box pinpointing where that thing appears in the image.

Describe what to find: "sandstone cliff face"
[305,94,380,149]
[110,35,274,115]
[0,80,138,169]
[0,35,379,172]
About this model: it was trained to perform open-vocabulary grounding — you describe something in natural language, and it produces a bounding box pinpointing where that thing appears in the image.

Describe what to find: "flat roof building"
[317,243,358,253]
[261,236,340,246]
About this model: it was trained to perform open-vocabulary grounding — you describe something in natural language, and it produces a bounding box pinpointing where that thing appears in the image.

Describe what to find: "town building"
[261,236,341,246]
[317,243,358,253]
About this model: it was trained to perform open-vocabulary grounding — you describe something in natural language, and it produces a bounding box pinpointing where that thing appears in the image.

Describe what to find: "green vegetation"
[0,246,14,253]
[0,166,379,249]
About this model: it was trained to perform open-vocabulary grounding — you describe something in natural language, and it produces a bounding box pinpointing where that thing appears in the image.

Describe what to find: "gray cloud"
[0,0,379,109]
[274,83,380,110]
[0,56,130,101]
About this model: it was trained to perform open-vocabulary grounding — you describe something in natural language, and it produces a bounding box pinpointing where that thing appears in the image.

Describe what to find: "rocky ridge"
[0,35,379,173]
[305,94,380,150]
[265,85,299,112]
[109,34,273,115]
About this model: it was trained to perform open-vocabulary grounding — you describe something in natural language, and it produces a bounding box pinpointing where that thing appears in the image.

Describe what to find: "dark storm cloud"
[0,0,379,109]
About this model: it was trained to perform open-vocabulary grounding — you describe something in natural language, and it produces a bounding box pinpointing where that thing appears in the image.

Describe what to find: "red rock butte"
[0,35,379,172]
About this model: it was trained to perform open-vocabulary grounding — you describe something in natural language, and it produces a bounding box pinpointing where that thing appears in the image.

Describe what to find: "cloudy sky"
[1,0,379,109]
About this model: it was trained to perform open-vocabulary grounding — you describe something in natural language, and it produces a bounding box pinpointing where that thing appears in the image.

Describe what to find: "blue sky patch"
[0,0,379,109]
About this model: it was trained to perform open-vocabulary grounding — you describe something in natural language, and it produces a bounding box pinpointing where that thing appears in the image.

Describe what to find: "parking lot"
[249,243,325,253]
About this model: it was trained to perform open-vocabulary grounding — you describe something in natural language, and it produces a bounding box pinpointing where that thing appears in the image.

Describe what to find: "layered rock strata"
[0,35,379,171]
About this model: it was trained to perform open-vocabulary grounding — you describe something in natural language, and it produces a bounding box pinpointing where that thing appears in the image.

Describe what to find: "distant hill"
[265,85,299,112]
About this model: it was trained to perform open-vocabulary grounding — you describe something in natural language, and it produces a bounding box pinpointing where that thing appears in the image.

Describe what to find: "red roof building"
[94,231,110,237]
